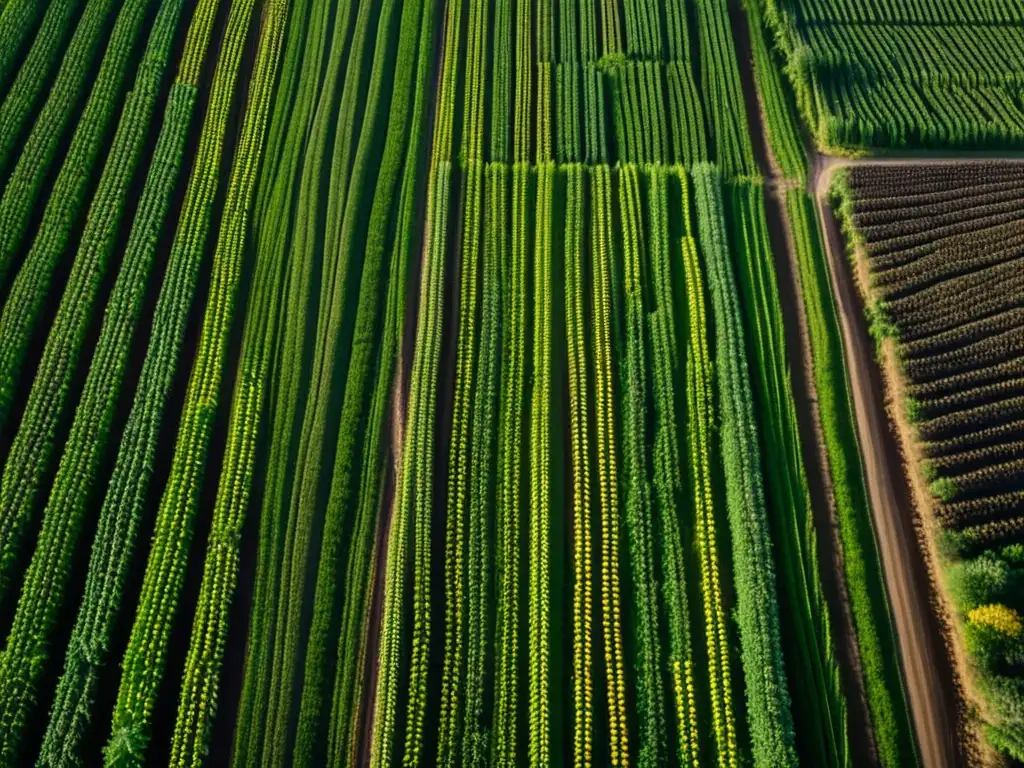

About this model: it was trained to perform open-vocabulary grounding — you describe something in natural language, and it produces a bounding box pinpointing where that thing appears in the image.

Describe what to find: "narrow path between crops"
[808,155,1024,768]
[356,4,449,760]
[811,167,957,768]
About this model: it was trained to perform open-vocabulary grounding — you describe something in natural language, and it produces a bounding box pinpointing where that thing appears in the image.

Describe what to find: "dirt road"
[727,4,882,762]
[812,166,959,768]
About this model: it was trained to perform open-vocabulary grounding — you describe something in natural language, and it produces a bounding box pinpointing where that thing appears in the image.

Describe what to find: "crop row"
[855,185,1024,231]
[367,158,859,766]
[790,186,918,767]
[742,23,917,760]
[104,0,284,760]
[563,164,594,767]
[297,0,435,760]
[0,0,45,89]
[694,164,796,766]
[884,254,1024,343]
[874,231,1024,304]
[0,0,888,764]
[33,86,199,768]
[762,0,1024,149]
[835,162,1024,762]
[229,0,342,759]
[35,0,255,763]
[260,0,410,752]
[743,0,805,181]
[0,0,195,755]
[226,0,438,763]
[647,166,698,767]
[728,178,846,765]
[0,0,78,163]
[0,0,123,288]
[437,0,489,761]
[0,0,152,427]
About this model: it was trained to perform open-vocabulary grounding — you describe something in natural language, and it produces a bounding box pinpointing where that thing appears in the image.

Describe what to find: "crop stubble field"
[0,0,1019,764]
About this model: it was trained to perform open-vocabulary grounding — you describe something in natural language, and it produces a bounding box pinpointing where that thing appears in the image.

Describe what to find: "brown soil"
[829,172,1024,765]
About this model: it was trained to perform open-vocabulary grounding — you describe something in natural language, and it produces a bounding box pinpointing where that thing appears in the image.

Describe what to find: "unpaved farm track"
[812,155,1024,768]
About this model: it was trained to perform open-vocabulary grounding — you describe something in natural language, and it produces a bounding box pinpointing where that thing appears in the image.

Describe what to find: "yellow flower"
[968,604,1023,638]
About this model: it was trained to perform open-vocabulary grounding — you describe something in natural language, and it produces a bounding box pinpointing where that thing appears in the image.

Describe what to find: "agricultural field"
[761,0,1024,150]
[0,0,1019,764]
[833,163,1024,762]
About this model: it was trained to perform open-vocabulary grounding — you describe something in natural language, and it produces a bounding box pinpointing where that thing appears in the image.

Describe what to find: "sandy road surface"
[727,4,881,761]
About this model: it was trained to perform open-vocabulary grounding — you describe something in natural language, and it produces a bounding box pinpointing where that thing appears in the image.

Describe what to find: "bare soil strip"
[814,155,1024,767]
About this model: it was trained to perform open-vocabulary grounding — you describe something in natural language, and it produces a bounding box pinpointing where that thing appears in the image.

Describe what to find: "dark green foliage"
[0,0,121,289]
[727,178,847,766]
[0,0,153,428]
[693,163,795,767]
[0,0,190,756]
[36,83,197,768]
[762,0,1024,149]
[0,0,79,145]
[294,0,433,754]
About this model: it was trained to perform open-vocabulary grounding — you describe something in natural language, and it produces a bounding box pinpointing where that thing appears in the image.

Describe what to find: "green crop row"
[0,0,152,429]
[648,166,698,768]
[742,0,806,181]
[164,0,296,761]
[619,164,668,767]
[694,163,796,767]
[367,0,464,756]
[0,0,122,288]
[683,171,736,768]
[761,0,1024,149]
[293,0,434,758]
[491,160,522,768]
[0,0,76,143]
[258,0,409,751]
[591,164,630,767]
[33,84,198,768]
[694,0,756,177]
[727,179,847,765]
[104,0,284,760]
[229,0,340,759]
[564,164,593,768]
[438,0,489,759]
[0,0,194,757]
[789,187,917,767]
[14,0,255,760]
